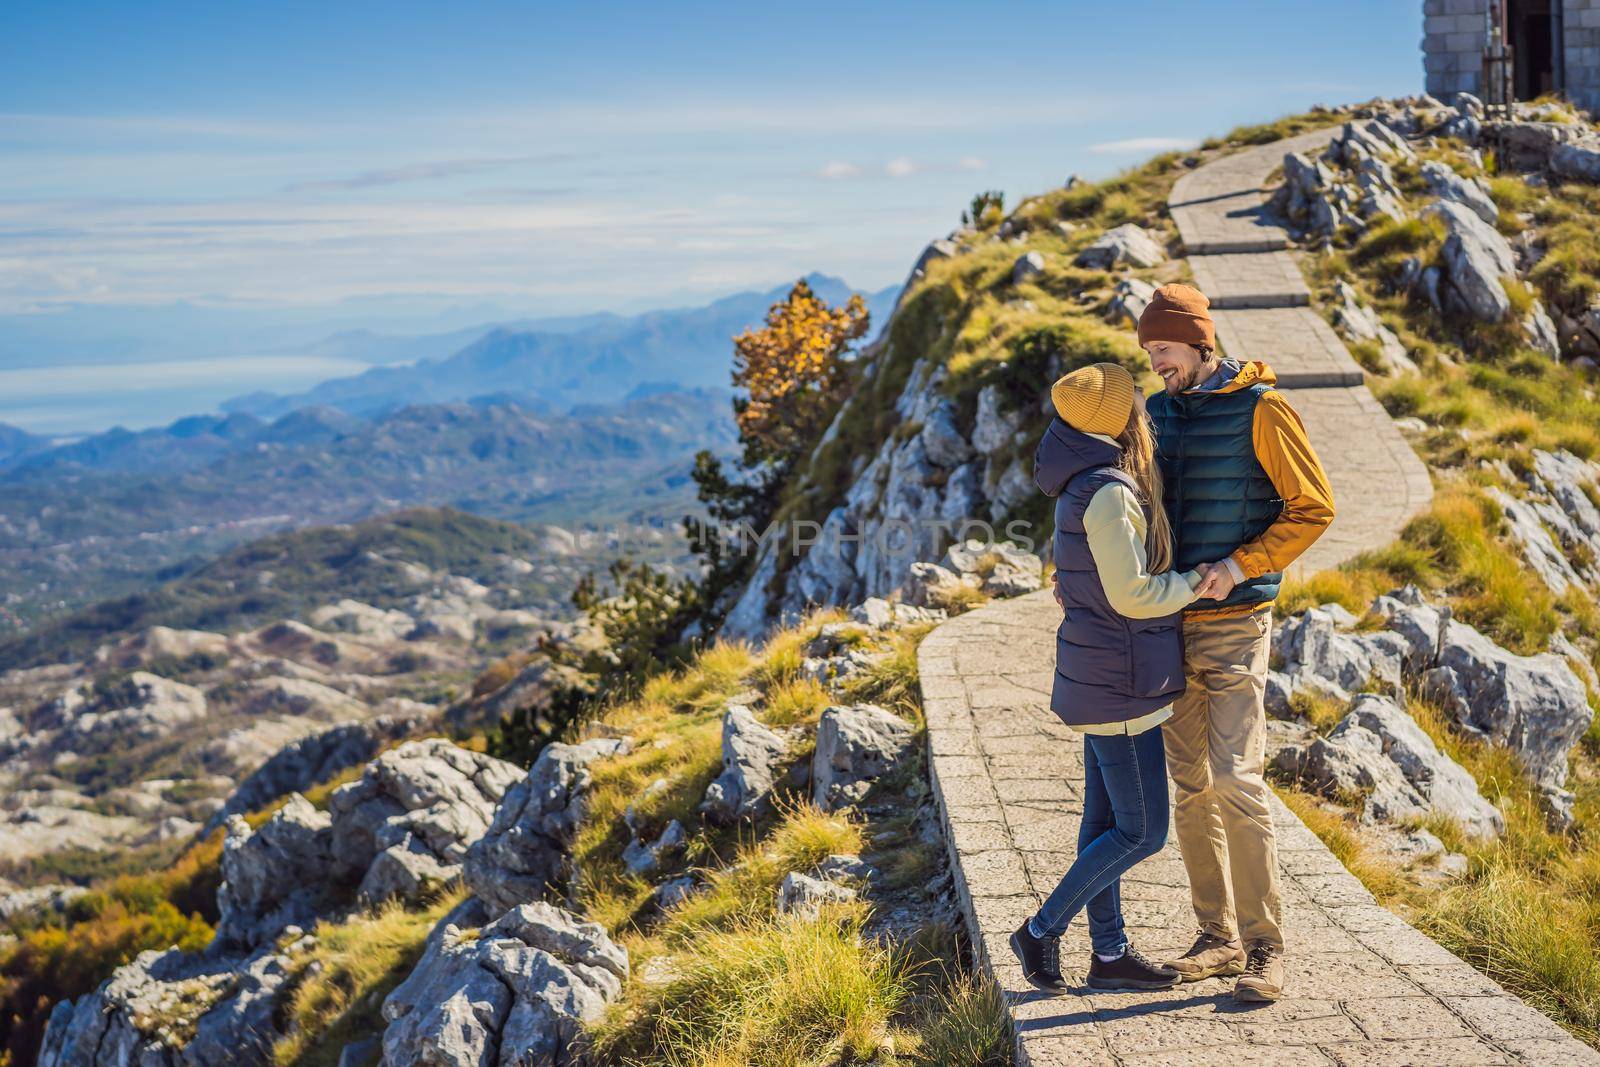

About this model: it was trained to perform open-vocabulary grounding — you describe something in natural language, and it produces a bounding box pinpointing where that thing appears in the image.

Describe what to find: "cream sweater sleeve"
[1083,482,1202,619]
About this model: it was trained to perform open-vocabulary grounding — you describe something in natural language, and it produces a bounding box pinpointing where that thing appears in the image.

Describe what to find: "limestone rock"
[1425,200,1519,322]
[1107,277,1159,327]
[206,715,418,834]
[776,871,856,920]
[1423,619,1592,791]
[380,902,626,1067]
[464,737,631,914]
[700,706,789,823]
[1011,251,1045,284]
[1272,694,1503,839]
[1331,281,1417,374]
[1074,224,1164,270]
[918,401,974,468]
[1550,139,1600,183]
[1274,604,1410,705]
[1421,160,1497,224]
[213,795,336,950]
[328,738,522,907]
[39,944,296,1067]
[812,704,916,810]
[902,561,970,609]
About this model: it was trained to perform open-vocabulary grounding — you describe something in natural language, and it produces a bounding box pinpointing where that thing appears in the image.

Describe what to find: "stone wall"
[1422,1,1600,116]
[1423,0,1489,101]
[1566,0,1600,113]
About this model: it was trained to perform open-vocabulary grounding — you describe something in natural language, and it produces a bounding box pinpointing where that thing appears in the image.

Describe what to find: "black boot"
[1086,943,1180,990]
[1009,921,1068,991]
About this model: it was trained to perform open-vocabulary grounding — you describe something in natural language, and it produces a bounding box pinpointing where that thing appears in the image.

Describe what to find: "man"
[1137,283,1335,1002]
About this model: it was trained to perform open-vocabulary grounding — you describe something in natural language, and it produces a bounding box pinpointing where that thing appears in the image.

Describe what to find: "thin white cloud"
[884,157,918,178]
[1087,136,1199,155]
[817,161,862,180]
[287,153,579,192]
[957,156,988,171]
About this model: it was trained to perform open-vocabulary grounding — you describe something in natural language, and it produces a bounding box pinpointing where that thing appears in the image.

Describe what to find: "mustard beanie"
[1051,363,1135,438]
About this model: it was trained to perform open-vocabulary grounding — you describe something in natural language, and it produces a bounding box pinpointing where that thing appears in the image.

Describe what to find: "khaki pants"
[1166,608,1283,951]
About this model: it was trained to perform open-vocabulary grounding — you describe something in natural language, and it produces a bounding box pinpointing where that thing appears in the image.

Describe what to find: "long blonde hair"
[1115,406,1175,573]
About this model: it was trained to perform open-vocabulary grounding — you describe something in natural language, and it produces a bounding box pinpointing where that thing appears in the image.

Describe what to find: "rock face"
[205,715,418,833]
[1011,250,1046,284]
[1331,281,1417,374]
[464,737,630,914]
[1275,586,1592,828]
[1420,159,1497,224]
[776,871,857,919]
[940,538,1043,598]
[700,706,789,823]
[214,795,337,950]
[1426,200,1519,322]
[1273,694,1504,839]
[1073,223,1165,269]
[328,738,522,907]
[812,704,916,810]
[1107,277,1158,327]
[1424,619,1592,793]
[380,901,627,1067]
[1274,604,1410,704]
[39,942,301,1067]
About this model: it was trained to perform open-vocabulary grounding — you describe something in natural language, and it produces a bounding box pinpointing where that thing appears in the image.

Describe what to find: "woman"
[1008,362,1210,992]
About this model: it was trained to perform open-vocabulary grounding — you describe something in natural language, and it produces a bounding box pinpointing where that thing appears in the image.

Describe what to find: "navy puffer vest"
[1146,381,1283,612]
[1034,417,1186,727]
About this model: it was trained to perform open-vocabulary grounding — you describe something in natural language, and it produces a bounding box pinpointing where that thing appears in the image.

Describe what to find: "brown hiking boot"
[1164,930,1246,982]
[1233,942,1285,1002]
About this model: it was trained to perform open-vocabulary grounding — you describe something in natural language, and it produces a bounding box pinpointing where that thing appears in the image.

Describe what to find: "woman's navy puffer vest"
[1145,381,1283,612]
[1034,417,1186,727]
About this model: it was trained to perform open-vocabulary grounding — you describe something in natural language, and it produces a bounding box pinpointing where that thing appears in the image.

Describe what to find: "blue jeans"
[1029,725,1169,956]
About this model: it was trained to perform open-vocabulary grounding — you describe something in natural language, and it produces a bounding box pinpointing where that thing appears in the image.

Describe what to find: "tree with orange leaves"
[729,279,869,466]
[688,279,871,619]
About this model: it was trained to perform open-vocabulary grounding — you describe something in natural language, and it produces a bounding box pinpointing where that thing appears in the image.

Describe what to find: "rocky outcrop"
[1273,694,1503,839]
[1424,620,1591,799]
[39,940,304,1067]
[1276,586,1592,828]
[776,871,857,919]
[205,715,418,833]
[213,795,338,950]
[463,737,630,914]
[1073,223,1164,269]
[1426,200,1518,322]
[1330,281,1417,374]
[940,538,1043,598]
[380,901,626,1067]
[700,706,789,823]
[812,704,916,810]
[1011,250,1046,284]
[1420,160,1497,224]
[327,739,522,907]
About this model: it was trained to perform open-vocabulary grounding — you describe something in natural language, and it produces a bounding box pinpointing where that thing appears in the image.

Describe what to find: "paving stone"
[1344,996,1476,1040]
[1442,995,1586,1042]
[1322,1038,1511,1066]
[1501,1036,1600,1066]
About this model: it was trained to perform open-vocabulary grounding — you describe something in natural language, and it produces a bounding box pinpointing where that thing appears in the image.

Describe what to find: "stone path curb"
[920,128,1597,1065]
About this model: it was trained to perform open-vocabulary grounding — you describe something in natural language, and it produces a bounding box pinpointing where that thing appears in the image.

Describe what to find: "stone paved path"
[920,128,1599,1065]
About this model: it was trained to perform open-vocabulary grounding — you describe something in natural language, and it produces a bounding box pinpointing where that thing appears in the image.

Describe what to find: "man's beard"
[1170,357,1219,393]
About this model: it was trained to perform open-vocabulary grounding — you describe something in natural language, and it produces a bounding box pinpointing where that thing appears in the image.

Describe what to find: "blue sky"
[0,1,1424,432]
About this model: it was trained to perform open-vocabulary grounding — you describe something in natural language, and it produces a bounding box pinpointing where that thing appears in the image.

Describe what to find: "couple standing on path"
[1007,282,1336,1003]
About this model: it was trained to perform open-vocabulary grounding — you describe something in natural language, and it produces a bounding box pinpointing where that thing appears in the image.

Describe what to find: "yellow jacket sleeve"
[1083,483,1202,619]
[1230,390,1335,579]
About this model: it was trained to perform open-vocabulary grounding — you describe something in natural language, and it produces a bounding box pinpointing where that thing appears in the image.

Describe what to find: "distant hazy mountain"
[0,389,735,629]
[0,423,48,465]
[222,274,900,420]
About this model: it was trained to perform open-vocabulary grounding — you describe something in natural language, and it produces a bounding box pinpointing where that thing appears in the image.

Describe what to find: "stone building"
[1424,1,1600,114]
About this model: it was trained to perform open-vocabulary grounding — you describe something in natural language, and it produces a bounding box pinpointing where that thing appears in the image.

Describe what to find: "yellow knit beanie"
[1051,363,1135,438]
